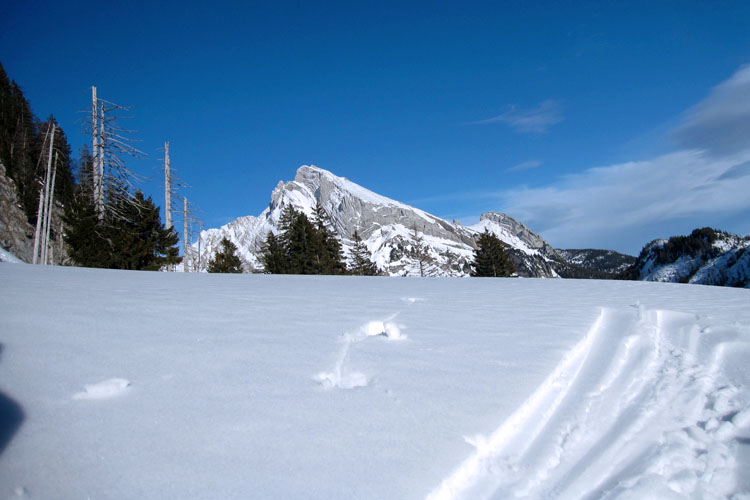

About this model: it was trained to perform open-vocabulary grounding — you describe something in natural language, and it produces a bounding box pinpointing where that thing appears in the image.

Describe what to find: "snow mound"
[428,306,749,499]
[316,319,406,389]
[0,247,23,264]
[362,320,404,340]
[72,378,131,400]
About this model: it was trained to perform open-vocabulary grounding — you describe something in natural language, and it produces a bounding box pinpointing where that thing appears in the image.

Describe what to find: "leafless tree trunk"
[33,123,55,265]
[41,151,58,265]
[89,86,145,219]
[183,196,189,272]
[164,141,171,229]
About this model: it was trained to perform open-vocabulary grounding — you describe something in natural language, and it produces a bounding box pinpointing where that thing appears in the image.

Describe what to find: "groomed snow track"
[428,306,750,500]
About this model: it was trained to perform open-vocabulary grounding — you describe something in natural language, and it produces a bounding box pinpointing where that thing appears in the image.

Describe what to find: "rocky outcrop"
[623,228,750,287]
[0,161,67,265]
[0,162,34,263]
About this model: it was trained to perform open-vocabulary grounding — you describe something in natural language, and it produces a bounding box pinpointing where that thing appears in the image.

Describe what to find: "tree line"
[207,205,514,278]
[2,62,515,277]
[0,62,180,269]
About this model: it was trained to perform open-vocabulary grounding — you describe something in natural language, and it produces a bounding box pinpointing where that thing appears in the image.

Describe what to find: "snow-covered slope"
[557,249,636,276]
[1,265,749,499]
[629,228,750,287]
[0,246,23,263]
[193,165,560,276]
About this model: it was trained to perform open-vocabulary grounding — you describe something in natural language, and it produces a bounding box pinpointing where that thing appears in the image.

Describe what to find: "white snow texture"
[0,264,749,499]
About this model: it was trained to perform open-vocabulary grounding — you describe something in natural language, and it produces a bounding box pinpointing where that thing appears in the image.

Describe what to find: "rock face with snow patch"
[556,249,636,277]
[624,227,750,287]
[0,162,34,263]
[194,165,562,277]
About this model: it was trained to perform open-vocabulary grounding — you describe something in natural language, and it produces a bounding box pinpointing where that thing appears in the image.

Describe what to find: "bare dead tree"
[89,86,145,219]
[164,141,172,229]
[410,223,435,277]
[179,197,203,272]
[41,151,58,265]
[32,123,55,265]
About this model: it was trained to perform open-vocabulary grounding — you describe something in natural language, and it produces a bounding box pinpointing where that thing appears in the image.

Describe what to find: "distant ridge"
[622,228,750,287]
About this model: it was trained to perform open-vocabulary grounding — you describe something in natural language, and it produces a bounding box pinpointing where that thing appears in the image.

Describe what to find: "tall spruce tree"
[348,230,380,276]
[260,204,347,275]
[207,237,243,273]
[63,189,181,270]
[259,232,287,274]
[312,201,347,275]
[111,191,181,270]
[470,229,515,277]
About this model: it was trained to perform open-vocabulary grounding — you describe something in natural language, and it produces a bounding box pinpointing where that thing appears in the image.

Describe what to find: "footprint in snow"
[73,378,131,400]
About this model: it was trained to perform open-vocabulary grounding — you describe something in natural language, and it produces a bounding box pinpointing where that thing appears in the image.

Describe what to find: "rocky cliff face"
[193,165,562,277]
[0,162,34,263]
[0,162,67,265]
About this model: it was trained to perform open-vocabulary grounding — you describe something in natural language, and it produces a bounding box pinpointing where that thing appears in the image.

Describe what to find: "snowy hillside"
[556,249,636,276]
[192,166,561,277]
[1,264,749,499]
[628,228,750,287]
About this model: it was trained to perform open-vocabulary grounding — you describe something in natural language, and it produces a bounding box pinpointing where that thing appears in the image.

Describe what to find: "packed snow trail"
[428,306,750,500]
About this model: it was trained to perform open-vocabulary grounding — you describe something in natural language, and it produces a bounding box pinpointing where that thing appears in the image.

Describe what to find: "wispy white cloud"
[498,150,750,252]
[484,65,750,253]
[506,159,543,172]
[470,100,564,133]
[672,65,750,156]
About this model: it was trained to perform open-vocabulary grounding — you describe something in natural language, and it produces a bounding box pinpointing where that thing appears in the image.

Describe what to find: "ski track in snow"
[428,305,750,500]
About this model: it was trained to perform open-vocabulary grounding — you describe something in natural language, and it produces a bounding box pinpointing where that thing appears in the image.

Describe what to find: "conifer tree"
[260,204,347,275]
[64,189,181,270]
[348,230,380,276]
[259,232,288,274]
[311,201,347,275]
[207,237,243,273]
[470,229,515,277]
[112,192,181,270]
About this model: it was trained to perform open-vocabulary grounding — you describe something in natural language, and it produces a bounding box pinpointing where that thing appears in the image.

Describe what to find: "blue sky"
[2,1,749,254]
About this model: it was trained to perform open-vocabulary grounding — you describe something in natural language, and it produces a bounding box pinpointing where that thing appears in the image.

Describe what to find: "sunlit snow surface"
[1,264,749,499]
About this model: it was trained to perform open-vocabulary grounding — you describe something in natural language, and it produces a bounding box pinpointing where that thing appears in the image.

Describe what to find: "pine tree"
[348,230,380,276]
[260,203,347,275]
[259,232,287,273]
[284,210,319,274]
[311,201,347,275]
[63,184,108,267]
[63,189,181,270]
[112,191,181,270]
[207,237,243,273]
[470,229,516,277]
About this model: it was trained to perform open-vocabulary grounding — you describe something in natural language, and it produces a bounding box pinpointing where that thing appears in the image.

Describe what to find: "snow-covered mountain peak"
[193,165,561,277]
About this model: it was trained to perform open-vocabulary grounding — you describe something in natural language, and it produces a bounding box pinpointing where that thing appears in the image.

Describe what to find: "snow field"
[72,378,131,400]
[316,314,407,389]
[0,264,749,499]
[428,306,750,499]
